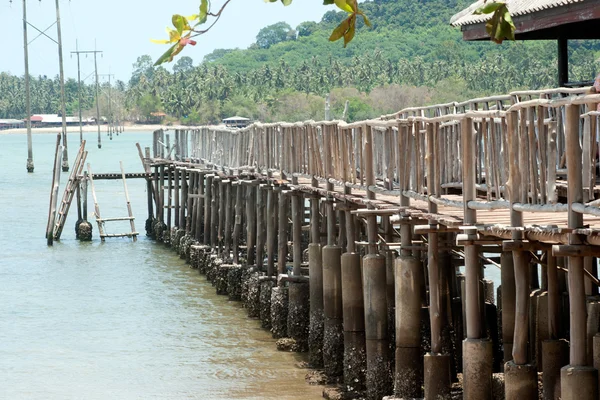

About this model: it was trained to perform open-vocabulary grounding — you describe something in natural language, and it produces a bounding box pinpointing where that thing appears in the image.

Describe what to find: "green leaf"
[199,0,208,24]
[323,0,334,4]
[172,14,190,34]
[154,43,179,66]
[334,0,353,13]
[473,1,504,15]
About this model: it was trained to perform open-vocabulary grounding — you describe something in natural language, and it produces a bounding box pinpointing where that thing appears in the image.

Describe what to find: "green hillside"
[1,0,598,123]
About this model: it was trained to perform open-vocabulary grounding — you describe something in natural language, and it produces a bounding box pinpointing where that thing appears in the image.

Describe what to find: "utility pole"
[94,45,102,149]
[55,0,69,172]
[71,47,103,146]
[99,72,115,138]
[22,0,33,172]
[73,40,83,145]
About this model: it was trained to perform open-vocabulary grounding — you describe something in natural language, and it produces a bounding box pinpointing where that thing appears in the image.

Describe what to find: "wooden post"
[224,179,233,258]
[203,175,213,246]
[211,176,219,249]
[47,144,64,245]
[277,186,289,277]
[266,185,276,277]
[120,161,137,242]
[233,181,243,264]
[246,182,257,266]
[22,0,34,172]
[461,117,493,400]
[362,124,392,400]
[342,208,366,397]
[195,172,204,242]
[256,184,266,271]
[559,104,599,400]
[173,166,181,229]
[167,164,172,232]
[424,122,451,399]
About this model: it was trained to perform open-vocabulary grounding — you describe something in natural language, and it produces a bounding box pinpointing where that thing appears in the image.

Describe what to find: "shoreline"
[1,124,189,134]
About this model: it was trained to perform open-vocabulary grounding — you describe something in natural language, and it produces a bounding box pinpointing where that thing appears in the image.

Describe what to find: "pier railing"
[147,86,600,400]
[161,88,600,223]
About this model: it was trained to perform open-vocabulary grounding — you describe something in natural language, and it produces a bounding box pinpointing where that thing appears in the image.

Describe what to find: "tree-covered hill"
[1,0,598,123]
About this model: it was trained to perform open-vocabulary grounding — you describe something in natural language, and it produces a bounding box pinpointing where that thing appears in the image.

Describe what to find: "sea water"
[0,131,322,399]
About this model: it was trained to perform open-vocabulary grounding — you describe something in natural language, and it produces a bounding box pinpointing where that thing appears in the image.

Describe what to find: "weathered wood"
[120,161,137,242]
[565,103,586,367]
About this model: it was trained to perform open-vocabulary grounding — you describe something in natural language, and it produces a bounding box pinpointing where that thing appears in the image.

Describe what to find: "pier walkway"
[143,86,600,400]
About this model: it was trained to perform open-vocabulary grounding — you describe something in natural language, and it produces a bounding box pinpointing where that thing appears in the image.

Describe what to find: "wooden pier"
[143,87,600,400]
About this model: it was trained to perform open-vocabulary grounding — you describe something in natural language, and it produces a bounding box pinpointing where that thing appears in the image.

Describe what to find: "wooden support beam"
[552,244,600,258]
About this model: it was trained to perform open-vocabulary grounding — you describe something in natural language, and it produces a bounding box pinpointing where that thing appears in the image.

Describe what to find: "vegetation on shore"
[0,0,598,124]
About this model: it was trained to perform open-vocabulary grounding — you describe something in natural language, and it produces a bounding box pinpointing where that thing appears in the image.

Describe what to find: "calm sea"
[0,131,322,400]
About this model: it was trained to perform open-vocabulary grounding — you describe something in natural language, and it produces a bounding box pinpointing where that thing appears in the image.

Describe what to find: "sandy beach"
[1,124,182,134]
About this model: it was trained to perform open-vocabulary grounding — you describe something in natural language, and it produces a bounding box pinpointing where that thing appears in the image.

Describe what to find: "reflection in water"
[0,132,322,399]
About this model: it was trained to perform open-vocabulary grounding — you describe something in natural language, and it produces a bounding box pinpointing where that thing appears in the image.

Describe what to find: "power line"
[71,46,103,147]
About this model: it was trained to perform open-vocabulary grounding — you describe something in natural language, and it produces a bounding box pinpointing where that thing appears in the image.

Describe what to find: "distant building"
[27,114,94,127]
[0,119,25,130]
[222,116,251,129]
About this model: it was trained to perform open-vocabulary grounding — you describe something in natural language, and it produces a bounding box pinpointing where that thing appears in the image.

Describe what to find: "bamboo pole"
[120,161,137,242]
[47,144,64,245]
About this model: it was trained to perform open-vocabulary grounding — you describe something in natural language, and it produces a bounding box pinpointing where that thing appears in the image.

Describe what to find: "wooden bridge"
[143,86,600,400]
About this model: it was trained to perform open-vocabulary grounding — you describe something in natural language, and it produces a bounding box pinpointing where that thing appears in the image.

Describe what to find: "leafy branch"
[152,0,515,66]
[473,1,515,44]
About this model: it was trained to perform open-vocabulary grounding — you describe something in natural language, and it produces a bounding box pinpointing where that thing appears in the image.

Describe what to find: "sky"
[0,0,329,83]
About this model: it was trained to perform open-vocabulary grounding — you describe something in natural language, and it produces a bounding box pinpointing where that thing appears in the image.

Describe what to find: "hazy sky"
[0,0,328,83]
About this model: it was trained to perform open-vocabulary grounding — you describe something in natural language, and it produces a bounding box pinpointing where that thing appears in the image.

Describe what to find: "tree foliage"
[1,1,598,126]
[151,0,517,66]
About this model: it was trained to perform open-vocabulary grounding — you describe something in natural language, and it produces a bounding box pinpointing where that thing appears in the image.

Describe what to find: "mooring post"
[224,179,233,258]
[174,166,180,228]
[361,124,392,400]
[559,104,599,400]
[424,121,452,399]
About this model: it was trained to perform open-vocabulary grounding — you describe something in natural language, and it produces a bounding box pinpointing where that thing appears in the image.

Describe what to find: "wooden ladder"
[87,162,139,242]
[53,141,88,240]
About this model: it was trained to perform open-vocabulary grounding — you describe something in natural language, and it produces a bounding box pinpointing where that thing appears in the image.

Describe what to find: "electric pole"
[55,0,69,172]
[71,47,103,146]
[22,0,33,173]
[99,72,115,139]
[94,46,102,149]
